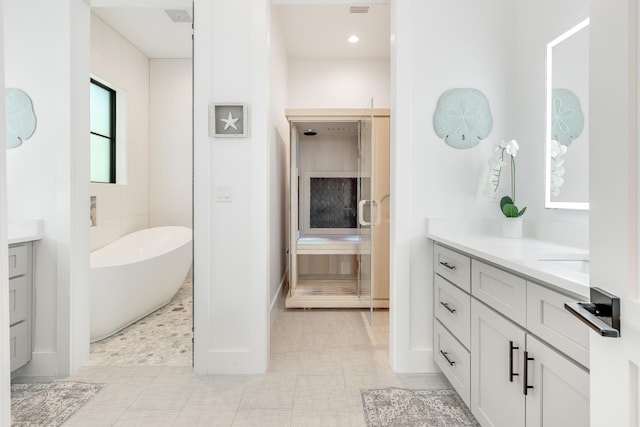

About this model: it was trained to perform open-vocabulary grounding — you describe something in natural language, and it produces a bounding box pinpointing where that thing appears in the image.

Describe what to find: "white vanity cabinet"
[8,242,33,372]
[433,242,590,427]
[433,244,472,406]
[471,299,526,427]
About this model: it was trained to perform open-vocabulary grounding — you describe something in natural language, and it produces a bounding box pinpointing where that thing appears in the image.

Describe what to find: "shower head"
[303,129,317,136]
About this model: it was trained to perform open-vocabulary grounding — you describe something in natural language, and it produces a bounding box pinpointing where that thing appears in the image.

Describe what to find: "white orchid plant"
[484,139,527,218]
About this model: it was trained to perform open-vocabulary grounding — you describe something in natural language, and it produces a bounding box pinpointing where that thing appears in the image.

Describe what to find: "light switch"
[215,185,233,203]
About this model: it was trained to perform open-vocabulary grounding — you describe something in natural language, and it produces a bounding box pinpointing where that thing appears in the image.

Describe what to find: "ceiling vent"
[349,6,370,14]
[164,9,193,23]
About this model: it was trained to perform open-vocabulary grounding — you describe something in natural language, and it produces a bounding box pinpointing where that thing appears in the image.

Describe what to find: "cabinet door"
[525,335,589,427]
[471,299,525,427]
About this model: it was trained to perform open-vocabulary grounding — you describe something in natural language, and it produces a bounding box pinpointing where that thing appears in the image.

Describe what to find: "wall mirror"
[545,18,589,210]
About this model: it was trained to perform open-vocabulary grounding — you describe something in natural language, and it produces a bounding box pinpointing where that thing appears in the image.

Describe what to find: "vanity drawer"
[527,282,590,368]
[10,321,30,372]
[9,276,28,326]
[472,260,527,327]
[434,244,471,293]
[434,319,471,407]
[8,244,28,279]
[435,274,471,349]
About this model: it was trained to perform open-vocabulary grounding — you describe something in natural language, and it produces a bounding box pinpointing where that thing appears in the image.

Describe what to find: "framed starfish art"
[209,103,247,137]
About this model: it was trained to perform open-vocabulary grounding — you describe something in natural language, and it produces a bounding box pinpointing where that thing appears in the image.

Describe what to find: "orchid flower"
[504,139,519,157]
[484,139,526,217]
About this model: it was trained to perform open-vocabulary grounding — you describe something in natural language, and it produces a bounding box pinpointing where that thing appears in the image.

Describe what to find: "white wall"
[90,13,150,250]
[149,59,193,228]
[389,0,591,373]
[288,59,390,108]
[4,0,90,376]
[0,0,10,421]
[193,0,270,374]
[392,0,514,371]
[269,8,290,319]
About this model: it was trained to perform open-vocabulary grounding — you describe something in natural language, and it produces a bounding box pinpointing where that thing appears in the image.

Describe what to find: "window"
[90,79,116,183]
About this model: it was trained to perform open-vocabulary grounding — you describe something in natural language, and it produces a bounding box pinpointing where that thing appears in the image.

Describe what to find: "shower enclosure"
[286,104,390,311]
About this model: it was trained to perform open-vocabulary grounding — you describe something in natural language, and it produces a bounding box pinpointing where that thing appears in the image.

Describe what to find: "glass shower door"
[357,99,375,323]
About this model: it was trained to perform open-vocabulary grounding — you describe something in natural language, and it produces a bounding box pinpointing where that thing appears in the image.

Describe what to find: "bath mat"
[361,387,479,427]
[11,381,105,426]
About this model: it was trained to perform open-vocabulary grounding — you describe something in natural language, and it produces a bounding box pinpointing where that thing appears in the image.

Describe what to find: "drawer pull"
[439,261,456,270]
[509,341,519,382]
[440,301,456,314]
[440,350,456,366]
[523,351,534,395]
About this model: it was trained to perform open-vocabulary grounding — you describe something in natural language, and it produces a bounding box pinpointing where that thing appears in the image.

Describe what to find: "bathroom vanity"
[429,225,590,427]
[8,221,40,373]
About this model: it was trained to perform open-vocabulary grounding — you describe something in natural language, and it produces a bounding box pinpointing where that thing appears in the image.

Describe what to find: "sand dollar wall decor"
[5,88,37,149]
[433,88,493,149]
[551,88,584,146]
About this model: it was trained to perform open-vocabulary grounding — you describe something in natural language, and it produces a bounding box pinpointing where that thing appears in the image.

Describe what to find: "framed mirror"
[545,18,589,210]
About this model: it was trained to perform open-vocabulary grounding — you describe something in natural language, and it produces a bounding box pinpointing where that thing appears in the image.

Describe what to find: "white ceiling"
[274,5,390,60]
[92,7,193,59]
[91,4,389,60]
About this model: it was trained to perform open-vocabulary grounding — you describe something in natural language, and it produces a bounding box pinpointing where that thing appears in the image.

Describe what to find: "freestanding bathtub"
[90,226,192,343]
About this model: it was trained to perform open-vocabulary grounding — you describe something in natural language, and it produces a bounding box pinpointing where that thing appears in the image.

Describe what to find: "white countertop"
[427,225,590,299]
[8,220,42,245]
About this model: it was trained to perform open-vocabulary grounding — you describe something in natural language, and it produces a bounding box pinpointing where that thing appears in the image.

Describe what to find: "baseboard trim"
[393,348,439,373]
[194,349,267,374]
[269,269,288,321]
[15,351,58,377]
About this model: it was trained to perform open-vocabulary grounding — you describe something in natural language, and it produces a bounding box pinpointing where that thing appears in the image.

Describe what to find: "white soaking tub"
[90,226,192,342]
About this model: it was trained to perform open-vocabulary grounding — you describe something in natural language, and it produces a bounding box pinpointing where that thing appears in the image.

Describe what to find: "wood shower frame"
[285,108,390,308]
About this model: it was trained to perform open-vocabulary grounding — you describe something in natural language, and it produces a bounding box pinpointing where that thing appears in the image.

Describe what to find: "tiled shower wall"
[90,13,150,250]
[89,15,193,251]
[149,59,193,229]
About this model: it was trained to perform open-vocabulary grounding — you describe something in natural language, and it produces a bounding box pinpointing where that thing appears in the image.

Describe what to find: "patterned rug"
[11,381,104,426]
[361,388,480,427]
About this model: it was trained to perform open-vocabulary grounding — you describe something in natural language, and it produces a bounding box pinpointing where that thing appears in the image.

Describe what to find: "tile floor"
[88,278,193,367]
[19,299,449,426]
[60,308,448,426]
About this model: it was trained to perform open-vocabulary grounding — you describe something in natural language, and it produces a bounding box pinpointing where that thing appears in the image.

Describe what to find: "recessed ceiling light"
[165,9,192,23]
[348,35,360,44]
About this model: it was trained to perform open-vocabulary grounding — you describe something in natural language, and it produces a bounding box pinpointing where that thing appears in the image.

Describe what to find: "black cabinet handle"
[509,341,519,382]
[523,351,534,395]
[440,350,455,366]
[439,261,456,270]
[440,301,456,314]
